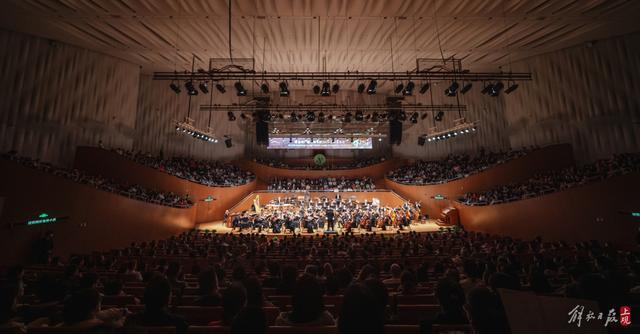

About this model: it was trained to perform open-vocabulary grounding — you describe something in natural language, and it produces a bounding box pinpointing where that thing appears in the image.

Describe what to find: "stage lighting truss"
[269,122,387,139]
[174,118,219,143]
[421,118,478,144]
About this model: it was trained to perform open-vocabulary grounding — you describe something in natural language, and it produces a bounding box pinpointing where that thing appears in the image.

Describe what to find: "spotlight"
[371,112,379,122]
[367,80,377,94]
[481,83,494,95]
[185,81,198,95]
[313,85,321,94]
[378,137,382,142]
[216,83,226,93]
[169,82,181,94]
[419,83,430,94]
[410,112,419,124]
[357,83,366,94]
[394,83,404,94]
[279,82,289,97]
[227,111,236,121]
[224,136,232,148]
[234,82,247,96]
[490,82,504,96]
[260,83,269,94]
[332,83,340,94]
[318,112,325,122]
[344,112,352,123]
[199,81,209,94]
[290,112,298,122]
[240,113,247,120]
[444,81,459,96]
[460,83,472,94]
[321,82,331,96]
[421,113,428,120]
[504,83,519,94]
[435,111,444,122]
[355,111,364,122]
[403,81,415,96]
[418,136,425,146]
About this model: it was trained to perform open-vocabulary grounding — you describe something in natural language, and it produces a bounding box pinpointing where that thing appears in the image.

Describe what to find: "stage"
[197,219,443,235]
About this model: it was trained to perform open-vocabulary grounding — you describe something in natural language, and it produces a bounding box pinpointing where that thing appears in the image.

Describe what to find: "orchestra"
[227,195,421,234]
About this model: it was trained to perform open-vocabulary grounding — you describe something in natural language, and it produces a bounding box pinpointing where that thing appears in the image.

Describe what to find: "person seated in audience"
[275,274,335,326]
[364,278,394,323]
[124,276,188,334]
[459,260,484,294]
[193,269,221,306]
[124,261,143,281]
[231,306,267,334]
[210,283,247,326]
[397,270,418,295]
[262,261,281,288]
[244,276,273,308]
[58,288,113,333]
[321,263,340,295]
[433,278,468,325]
[338,283,385,334]
[383,263,402,285]
[464,287,510,334]
[0,285,26,334]
[275,265,297,295]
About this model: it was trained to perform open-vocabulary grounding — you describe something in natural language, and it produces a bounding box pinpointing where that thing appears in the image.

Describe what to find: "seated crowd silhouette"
[2,229,639,334]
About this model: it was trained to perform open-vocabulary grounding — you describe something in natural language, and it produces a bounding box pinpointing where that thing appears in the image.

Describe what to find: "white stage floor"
[197,219,443,235]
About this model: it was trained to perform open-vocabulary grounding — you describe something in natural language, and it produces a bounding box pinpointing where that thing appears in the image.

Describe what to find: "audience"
[255,157,387,170]
[460,153,640,205]
[268,177,375,192]
[275,274,335,326]
[2,152,193,208]
[338,283,385,334]
[112,148,254,186]
[388,148,532,185]
[124,276,188,334]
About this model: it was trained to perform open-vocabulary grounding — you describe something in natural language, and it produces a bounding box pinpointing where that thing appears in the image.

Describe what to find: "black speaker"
[387,97,404,146]
[225,137,233,148]
[256,109,270,146]
[418,136,425,146]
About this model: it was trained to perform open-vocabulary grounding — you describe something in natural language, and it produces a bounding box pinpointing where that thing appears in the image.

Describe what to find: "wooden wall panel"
[454,173,640,248]
[384,144,575,217]
[73,146,257,223]
[505,33,640,162]
[0,30,140,166]
[0,160,196,265]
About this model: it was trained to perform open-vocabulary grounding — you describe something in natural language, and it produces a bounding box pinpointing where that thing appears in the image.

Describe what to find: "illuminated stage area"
[197,219,442,234]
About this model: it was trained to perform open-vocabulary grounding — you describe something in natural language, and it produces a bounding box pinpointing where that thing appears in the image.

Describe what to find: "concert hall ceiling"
[2,0,640,75]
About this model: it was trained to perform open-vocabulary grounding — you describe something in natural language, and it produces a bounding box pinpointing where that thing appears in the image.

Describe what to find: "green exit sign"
[434,195,446,200]
[632,212,640,217]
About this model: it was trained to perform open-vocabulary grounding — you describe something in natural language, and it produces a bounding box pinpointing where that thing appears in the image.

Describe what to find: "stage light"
[318,112,325,122]
[444,81,459,96]
[260,83,269,94]
[227,111,236,121]
[332,83,340,94]
[216,83,226,93]
[234,82,247,96]
[371,112,379,122]
[481,82,493,95]
[344,112,352,123]
[504,83,519,94]
[367,80,377,94]
[410,112,419,124]
[279,82,289,96]
[435,111,444,122]
[460,82,472,94]
[240,113,247,120]
[224,136,232,148]
[169,82,181,94]
[378,137,382,142]
[490,82,504,96]
[421,113,428,120]
[199,81,209,94]
[394,83,404,94]
[313,84,321,94]
[321,82,331,96]
[418,136,425,146]
[185,81,198,95]
[357,83,366,94]
[290,112,298,122]
[355,110,364,122]
[419,83,430,94]
[403,81,415,96]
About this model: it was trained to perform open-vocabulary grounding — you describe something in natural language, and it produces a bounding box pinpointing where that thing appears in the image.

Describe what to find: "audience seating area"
[111,148,255,187]
[387,148,533,185]
[1,152,194,208]
[459,153,640,205]
[254,157,387,170]
[3,229,639,333]
[267,177,376,192]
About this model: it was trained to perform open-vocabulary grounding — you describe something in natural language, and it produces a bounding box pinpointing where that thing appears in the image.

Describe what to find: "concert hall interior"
[0,1,639,333]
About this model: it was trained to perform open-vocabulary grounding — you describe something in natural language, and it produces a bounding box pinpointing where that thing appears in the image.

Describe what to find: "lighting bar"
[200,103,466,113]
[174,118,219,143]
[421,118,479,144]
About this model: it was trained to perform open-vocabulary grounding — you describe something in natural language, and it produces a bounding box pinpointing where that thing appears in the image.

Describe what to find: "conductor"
[326,207,335,231]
